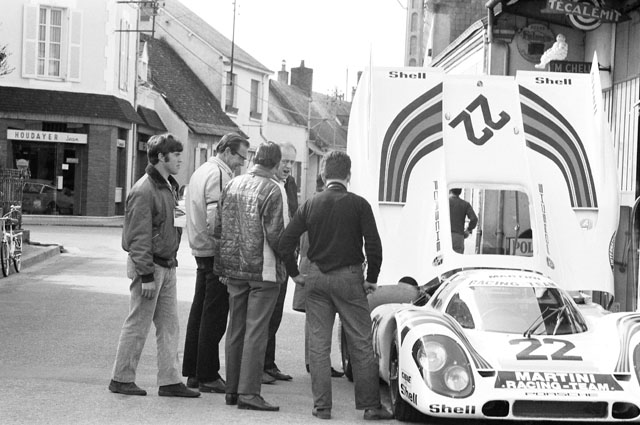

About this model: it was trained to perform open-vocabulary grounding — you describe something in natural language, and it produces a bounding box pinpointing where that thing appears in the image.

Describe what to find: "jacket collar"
[209,156,233,177]
[249,164,276,179]
[145,163,179,192]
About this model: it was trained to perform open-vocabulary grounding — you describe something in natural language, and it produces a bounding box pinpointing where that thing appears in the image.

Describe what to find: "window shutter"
[21,5,38,78]
[67,9,82,82]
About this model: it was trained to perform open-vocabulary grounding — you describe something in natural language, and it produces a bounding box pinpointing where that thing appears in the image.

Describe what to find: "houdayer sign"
[542,0,630,30]
[7,129,87,144]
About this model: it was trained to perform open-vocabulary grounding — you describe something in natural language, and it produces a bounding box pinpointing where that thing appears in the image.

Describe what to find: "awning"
[0,86,143,125]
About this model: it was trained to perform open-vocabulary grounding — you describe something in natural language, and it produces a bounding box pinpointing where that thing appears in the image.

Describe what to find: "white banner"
[7,129,87,144]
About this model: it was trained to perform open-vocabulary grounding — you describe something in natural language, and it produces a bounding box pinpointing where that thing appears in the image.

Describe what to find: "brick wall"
[86,125,117,216]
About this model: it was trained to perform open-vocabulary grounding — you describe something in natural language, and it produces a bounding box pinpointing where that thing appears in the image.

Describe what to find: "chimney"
[291,60,313,97]
[277,60,289,84]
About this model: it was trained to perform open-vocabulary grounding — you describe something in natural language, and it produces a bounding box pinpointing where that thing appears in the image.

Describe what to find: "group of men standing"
[108,132,393,420]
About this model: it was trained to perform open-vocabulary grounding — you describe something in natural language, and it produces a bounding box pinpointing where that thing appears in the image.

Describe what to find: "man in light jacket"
[182,133,249,393]
[214,142,287,412]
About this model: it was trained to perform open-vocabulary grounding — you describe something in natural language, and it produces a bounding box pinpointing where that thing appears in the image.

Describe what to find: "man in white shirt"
[182,133,249,393]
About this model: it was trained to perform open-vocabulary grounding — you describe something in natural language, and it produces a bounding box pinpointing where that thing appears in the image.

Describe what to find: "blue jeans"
[111,257,181,386]
[306,263,380,410]
[225,278,280,395]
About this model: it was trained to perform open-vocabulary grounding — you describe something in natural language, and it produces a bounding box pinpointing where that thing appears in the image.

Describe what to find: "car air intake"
[512,401,607,419]
[612,402,640,419]
[482,400,509,417]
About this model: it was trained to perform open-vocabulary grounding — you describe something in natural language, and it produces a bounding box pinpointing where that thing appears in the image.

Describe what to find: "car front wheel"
[389,333,426,422]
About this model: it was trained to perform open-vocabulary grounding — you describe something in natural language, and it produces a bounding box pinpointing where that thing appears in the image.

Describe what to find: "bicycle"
[0,205,22,277]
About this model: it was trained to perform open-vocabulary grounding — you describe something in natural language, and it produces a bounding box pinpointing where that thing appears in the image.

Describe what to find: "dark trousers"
[264,278,288,370]
[182,256,229,382]
[225,278,280,395]
[306,263,380,410]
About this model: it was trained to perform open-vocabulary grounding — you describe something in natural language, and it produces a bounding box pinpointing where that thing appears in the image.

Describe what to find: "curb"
[22,215,124,228]
[21,244,61,269]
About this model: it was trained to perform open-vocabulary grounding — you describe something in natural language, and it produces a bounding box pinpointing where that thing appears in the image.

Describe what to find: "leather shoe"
[265,367,292,381]
[225,393,238,405]
[186,376,199,388]
[238,394,279,411]
[109,380,146,396]
[364,406,394,420]
[331,367,344,378]
[158,383,201,398]
[199,378,226,393]
[312,407,331,419]
[261,371,276,384]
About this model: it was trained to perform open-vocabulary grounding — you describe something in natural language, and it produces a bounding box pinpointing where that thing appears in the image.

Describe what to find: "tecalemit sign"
[7,129,87,144]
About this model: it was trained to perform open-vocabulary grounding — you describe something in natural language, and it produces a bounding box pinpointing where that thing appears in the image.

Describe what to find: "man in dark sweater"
[449,188,478,254]
[278,151,392,421]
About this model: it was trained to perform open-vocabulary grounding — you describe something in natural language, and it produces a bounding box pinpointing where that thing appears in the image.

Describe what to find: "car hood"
[466,328,620,374]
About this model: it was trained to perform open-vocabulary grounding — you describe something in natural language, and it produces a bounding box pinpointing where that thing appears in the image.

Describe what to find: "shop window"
[250,79,262,120]
[225,72,238,114]
[410,36,417,56]
[411,13,418,32]
[22,5,82,81]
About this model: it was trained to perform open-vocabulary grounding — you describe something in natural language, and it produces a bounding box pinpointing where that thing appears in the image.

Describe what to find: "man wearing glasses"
[182,132,249,394]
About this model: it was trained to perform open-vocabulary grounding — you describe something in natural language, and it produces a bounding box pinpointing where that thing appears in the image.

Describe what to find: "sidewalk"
[21,240,61,269]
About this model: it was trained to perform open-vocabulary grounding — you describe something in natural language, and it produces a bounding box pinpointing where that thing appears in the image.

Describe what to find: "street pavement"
[0,225,392,425]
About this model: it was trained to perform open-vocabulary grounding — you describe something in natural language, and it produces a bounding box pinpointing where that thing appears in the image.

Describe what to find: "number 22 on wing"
[510,338,583,361]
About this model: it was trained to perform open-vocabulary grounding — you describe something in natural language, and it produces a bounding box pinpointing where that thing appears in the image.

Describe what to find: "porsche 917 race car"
[341,63,627,422]
[360,269,640,422]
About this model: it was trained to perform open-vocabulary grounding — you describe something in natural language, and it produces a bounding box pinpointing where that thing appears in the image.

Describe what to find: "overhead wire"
[153,20,340,123]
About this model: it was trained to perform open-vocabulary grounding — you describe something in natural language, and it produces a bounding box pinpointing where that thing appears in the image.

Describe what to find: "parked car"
[22,182,74,215]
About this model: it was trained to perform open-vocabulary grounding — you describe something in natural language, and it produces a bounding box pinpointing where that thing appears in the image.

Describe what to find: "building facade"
[0,0,141,216]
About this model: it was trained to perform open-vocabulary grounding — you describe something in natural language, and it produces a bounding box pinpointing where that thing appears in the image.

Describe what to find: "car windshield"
[445,284,587,335]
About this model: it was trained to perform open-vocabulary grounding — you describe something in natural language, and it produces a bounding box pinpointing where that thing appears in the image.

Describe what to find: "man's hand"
[141,281,156,299]
[464,230,471,239]
[363,280,377,295]
[292,274,306,286]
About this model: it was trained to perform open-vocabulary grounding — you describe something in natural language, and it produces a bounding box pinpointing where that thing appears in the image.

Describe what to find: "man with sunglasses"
[182,132,249,394]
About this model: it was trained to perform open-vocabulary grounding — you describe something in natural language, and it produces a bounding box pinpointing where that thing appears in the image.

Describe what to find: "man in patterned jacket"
[213,141,287,412]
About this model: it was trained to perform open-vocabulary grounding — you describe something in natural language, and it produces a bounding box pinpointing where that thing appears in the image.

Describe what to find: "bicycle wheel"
[12,234,22,273]
[1,239,9,277]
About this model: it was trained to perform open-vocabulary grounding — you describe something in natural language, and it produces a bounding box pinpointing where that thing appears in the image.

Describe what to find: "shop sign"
[7,129,87,144]
[542,0,630,31]
[549,60,591,73]
[507,238,534,256]
[515,24,556,64]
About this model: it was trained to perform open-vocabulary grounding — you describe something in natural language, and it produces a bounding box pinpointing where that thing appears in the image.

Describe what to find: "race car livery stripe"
[614,314,640,373]
[379,83,443,203]
[398,310,492,370]
[519,85,597,209]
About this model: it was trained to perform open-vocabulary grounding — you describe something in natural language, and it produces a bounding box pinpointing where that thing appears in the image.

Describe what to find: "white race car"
[344,269,640,422]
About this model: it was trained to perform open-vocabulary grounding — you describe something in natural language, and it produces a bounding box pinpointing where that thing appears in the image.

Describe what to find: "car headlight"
[444,365,470,391]
[417,341,447,372]
[412,334,474,398]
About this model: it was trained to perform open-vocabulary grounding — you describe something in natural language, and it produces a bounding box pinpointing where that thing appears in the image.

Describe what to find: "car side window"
[445,294,475,329]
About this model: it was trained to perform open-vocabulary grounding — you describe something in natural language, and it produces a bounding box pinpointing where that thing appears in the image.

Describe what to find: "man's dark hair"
[450,188,462,196]
[253,141,281,169]
[216,132,249,155]
[147,133,183,165]
[322,150,351,180]
[398,276,418,287]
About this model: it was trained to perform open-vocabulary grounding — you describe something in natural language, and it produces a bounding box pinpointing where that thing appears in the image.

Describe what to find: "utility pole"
[229,0,237,94]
